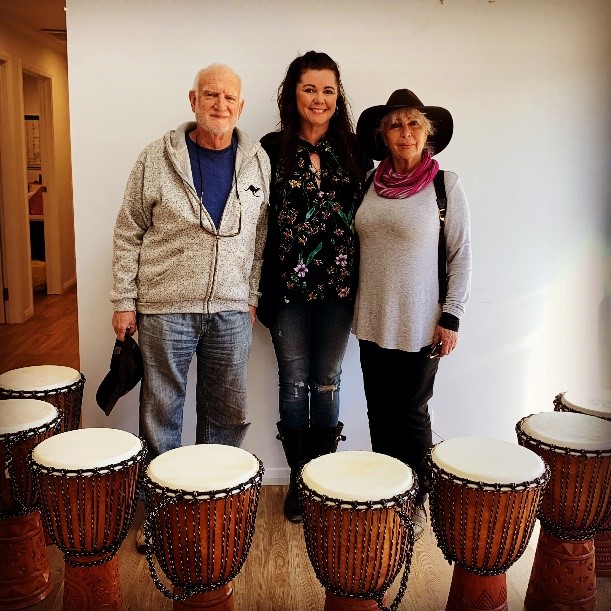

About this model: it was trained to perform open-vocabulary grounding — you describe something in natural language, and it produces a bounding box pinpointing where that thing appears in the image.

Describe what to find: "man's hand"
[249,305,257,327]
[112,311,137,340]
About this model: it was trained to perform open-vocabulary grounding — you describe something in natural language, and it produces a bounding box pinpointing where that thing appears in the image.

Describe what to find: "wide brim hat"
[96,333,143,416]
[357,88,453,161]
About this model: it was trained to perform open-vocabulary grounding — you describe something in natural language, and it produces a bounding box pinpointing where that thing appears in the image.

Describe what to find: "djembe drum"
[0,365,85,432]
[516,411,611,610]
[0,399,60,609]
[31,427,145,611]
[143,444,263,610]
[553,389,611,576]
[300,451,417,611]
[428,437,549,611]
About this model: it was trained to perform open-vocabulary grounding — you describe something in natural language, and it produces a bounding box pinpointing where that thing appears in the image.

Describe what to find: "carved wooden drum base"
[172,583,234,610]
[525,530,596,611]
[63,555,123,611]
[0,510,53,610]
[595,529,611,577]
[324,591,382,610]
[446,566,508,611]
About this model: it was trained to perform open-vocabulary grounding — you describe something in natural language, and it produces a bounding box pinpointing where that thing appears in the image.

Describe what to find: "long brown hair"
[276,51,363,185]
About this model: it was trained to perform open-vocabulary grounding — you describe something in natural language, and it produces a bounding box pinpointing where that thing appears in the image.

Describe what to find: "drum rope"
[299,480,417,611]
[516,419,611,541]
[428,455,550,576]
[31,443,146,567]
[0,414,62,518]
[142,460,264,601]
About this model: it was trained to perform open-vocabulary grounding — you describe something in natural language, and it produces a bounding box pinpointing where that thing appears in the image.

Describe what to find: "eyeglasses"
[199,192,242,238]
[196,137,241,238]
[427,342,442,359]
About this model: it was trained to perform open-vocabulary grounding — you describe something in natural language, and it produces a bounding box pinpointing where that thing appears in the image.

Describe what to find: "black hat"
[96,334,143,416]
[356,88,453,161]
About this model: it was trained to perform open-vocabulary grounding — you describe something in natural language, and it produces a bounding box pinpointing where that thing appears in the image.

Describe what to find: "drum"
[516,411,611,611]
[428,437,548,611]
[0,365,85,432]
[0,399,60,609]
[300,450,417,611]
[143,444,264,610]
[32,427,145,611]
[553,390,611,576]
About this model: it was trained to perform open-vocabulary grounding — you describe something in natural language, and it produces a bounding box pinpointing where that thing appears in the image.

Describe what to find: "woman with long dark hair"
[259,51,371,522]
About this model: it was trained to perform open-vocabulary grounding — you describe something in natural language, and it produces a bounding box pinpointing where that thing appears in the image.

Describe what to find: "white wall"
[68,0,610,483]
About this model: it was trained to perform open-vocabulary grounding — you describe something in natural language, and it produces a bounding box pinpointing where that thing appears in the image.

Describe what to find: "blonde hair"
[379,108,435,137]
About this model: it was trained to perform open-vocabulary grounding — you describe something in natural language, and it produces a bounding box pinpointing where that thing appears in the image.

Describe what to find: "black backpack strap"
[433,170,447,303]
[363,169,375,193]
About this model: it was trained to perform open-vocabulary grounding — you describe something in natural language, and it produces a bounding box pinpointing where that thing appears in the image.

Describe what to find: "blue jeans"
[359,339,440,501]
[137,312,252,459]
[270,301,353,429]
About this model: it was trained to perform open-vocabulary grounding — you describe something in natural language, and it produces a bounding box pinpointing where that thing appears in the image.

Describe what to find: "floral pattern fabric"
[273,136,363,304]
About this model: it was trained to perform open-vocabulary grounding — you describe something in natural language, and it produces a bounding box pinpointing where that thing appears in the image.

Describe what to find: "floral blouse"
[266,135,365,304]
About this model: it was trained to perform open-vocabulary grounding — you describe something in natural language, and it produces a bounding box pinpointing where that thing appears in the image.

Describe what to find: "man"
[111,64,269,459]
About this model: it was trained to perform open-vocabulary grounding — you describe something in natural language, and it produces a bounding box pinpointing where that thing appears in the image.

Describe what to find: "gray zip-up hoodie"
[111,123,270,314]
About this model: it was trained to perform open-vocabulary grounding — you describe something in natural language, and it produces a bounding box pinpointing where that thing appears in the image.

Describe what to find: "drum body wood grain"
[0,366,85,432]
[32,428,145,611]
[301,451,416,611]
[517,411,611,611]
[143,444,263,610]
[429,437,548,611]
[553,390,611,576]
[0,399,60,610]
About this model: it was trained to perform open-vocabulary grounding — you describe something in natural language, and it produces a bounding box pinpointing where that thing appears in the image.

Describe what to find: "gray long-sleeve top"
[353,170,472,352]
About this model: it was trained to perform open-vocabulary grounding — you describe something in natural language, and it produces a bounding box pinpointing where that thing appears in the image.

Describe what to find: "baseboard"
[62,276,77,292]
[262,466,289,485]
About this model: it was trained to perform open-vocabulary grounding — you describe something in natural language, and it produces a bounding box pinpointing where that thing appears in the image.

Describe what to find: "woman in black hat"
[354,89,472,538]
[259,51,371,522]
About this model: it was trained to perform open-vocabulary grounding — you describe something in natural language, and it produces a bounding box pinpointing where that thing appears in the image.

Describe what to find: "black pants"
[359,340,440,501]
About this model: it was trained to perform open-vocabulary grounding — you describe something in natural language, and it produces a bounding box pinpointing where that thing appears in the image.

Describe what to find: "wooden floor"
[0,285,80,374]
[28,490,611,610]
[3,288,611,609]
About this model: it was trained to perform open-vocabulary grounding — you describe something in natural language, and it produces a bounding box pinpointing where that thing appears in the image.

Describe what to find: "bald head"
[192,64,242,98]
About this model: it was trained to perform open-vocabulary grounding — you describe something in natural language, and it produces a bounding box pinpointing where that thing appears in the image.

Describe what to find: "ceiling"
[0,0,66,41]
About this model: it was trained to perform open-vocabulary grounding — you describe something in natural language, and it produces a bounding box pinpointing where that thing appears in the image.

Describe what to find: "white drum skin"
[147,444,260,492]
[431,437,546,485]
[0,399,58,435]
[520,411,611,452]
[560,390,611,420]
[32,427,142,470]
[301,450,414,502]
[0,365,81,392]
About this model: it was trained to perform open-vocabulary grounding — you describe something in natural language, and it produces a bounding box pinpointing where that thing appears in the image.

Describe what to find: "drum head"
[301,450,414,502]
[520,411,611,451]
[32,427,142,469]
[0,365,81,392]
[561,389,611,420]
[431,437,546,485]
[0,399,58,435]
[146,444,259,492]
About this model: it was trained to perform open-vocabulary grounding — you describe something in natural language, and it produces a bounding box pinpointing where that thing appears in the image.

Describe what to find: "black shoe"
[284,474,303,523]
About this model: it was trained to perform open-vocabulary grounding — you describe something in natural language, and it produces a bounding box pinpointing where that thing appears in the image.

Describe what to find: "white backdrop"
[67,0,610,483]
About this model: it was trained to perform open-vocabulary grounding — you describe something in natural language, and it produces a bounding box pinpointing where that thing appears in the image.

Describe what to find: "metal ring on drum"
[142,443,264,611]
[300,450,417,611]
[31,427,146,611]
[0,399,61,610]
[0,365,85,432]
[516,411,611,611]
[428,437,549,611]
[552,390,611,576]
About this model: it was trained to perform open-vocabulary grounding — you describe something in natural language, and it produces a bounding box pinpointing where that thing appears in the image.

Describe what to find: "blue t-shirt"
[186,133,236,228]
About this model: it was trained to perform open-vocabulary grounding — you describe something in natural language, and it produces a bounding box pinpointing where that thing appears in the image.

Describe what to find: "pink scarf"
[373,150,439,199]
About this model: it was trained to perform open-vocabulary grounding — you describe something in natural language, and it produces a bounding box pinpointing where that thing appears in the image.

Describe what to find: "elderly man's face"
[189,67,244,137]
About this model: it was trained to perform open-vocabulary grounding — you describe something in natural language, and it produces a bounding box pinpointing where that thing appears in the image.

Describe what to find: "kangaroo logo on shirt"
[246,185,261,196]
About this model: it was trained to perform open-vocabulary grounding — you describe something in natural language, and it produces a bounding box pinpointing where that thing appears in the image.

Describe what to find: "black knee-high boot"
[309,421,345,460]
[276,421,309,523]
